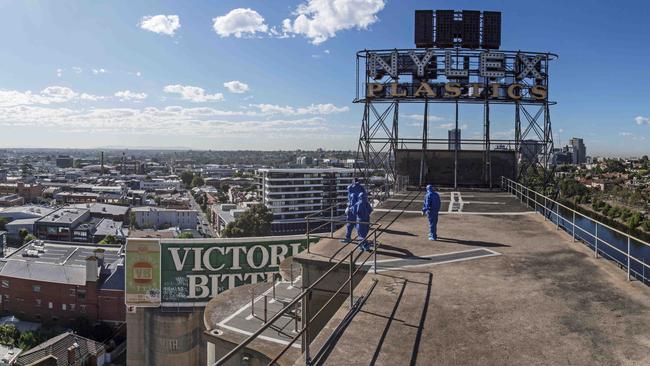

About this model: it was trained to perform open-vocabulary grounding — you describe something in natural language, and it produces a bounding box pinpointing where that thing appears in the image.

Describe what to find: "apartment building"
[257,168,354,235]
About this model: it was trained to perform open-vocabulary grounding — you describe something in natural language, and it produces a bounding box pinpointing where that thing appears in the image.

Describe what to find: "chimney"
[94,248,105,269]
[85,256,98,282]
[67,342,79,365]
[100,151,104,175]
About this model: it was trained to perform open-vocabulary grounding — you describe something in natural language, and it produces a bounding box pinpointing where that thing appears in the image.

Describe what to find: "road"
[188,191,217,238]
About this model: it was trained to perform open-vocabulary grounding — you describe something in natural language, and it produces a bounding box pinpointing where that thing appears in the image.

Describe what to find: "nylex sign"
[364,50,551,103]
[125,236,315,307]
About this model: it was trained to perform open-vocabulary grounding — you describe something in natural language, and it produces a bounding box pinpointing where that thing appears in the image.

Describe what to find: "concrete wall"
[395,149,517,187]
[127,307,205,366]
[298,257,366,348]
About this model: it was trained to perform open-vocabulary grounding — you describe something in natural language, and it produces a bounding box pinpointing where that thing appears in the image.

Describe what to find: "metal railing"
[214,214,384,366]
[501,177,650,284]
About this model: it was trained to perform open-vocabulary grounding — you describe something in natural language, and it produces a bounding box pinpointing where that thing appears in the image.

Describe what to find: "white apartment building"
[131,207,198,230]
[256,168,354,235]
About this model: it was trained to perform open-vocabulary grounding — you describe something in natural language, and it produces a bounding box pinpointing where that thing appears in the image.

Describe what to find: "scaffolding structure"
[354,47,557,192]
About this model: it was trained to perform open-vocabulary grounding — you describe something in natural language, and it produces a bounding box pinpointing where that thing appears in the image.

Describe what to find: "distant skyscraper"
[569,137,586,164]
[448,129,461,150]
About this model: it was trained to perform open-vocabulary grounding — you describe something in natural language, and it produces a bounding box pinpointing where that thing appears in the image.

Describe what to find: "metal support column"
[419,98,429,187]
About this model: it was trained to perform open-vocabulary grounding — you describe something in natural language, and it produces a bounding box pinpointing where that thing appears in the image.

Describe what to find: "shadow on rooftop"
[436,237,510,248]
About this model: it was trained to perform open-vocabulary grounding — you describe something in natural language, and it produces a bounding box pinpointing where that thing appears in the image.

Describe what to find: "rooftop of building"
[256,168,355,174]
[0,240,121,285]
[14,331,104,366]
[295,190,650,365]
[208,189,650,365]
[37,208,89,225]
[131,206,196,213]
[94,218,124,237]
[0,344,21,366]
[70,202,129,216]
[0,205,54,217]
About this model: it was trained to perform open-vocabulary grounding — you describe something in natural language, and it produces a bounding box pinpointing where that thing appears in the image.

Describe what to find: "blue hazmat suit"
[422,185,441,240]
[345,181,366,240]
[352,192,373,244]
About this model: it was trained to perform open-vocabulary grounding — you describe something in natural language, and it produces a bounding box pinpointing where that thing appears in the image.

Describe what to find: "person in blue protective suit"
[422,184,441,241]
[341,179,366,243]
[352,192,373,251]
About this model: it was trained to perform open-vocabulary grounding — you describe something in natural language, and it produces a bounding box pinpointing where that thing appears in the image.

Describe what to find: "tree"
[627,212,643,230]
[17,331,45,351]
[178,232,194,239]
[0,325,18,346]
[0,217,8,231]
[180,171,194,188]
[23,234,36,244]
[191,175,204,188]
[19,229,29,241]
[99,234,117,245]
[222,204,273,238]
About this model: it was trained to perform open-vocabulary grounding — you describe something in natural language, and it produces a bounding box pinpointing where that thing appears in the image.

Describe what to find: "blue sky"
[0,0,648,156]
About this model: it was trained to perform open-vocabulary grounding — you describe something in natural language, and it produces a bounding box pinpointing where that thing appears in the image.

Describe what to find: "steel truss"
[354,48,557,191]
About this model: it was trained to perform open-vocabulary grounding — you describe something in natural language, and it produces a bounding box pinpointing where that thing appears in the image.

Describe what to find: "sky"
[0,0,649,156]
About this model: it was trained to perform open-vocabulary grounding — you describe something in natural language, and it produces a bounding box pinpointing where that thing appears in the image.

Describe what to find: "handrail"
[501,177,650,248]
[501,177,650,283]
[214,184,409,365]
[213,222,383,366]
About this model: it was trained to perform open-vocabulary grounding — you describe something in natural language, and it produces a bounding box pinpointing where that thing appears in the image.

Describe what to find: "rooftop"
[0,240,121,285]
[256,168,355,174]
[37,208,88,224]
[70,202,129,216]
[293,190,650,365]
[0,205,54,217]
[14,331,104,366]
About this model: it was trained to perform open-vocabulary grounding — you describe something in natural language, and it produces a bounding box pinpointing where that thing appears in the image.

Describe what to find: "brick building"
[0,183,44,203]
[0,241,125,325]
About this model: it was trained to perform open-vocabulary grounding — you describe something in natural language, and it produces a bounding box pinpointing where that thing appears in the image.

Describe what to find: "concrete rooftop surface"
[296,190,650,366]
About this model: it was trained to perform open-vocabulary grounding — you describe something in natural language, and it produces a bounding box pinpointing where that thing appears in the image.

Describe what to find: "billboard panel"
[126,235,316,307]
[125,238,161,307]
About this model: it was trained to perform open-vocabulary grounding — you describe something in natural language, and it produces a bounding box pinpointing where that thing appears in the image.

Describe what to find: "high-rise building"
[448,129,461,150]
[55,155,74,168]
[257,168,354,235]
[569,138,586,164]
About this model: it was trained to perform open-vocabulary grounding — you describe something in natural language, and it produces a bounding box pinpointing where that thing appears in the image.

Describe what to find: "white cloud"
[282,0,385,44]
[92,68,107,75]
[251,103,349,115]
[56,69,63,78]
[72,67,82,74]
[139,15,181,36]
[163,84,224,102]
[619,132,647,141]
[406,114,444,121]
[212,8,268,38]
[223,80,249,94]
[0,86,104,107]
[635,116,649,125]
[115,90,148,102]
[0,105,329,138]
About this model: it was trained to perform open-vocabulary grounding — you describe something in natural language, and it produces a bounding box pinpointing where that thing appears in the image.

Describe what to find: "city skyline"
[0,1,649,156]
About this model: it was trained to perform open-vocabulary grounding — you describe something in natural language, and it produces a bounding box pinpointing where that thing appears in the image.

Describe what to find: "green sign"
[125,239,161,307]
[126,235,315,307]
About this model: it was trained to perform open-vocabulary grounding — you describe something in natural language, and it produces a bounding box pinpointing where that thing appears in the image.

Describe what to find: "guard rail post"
[572,212,576,242]
[306,218,311,254]
[627,237,631,281]
[349,252,354,308]
[595,223,599,259]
